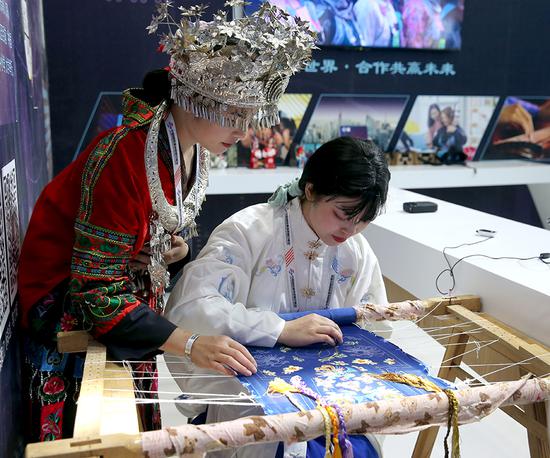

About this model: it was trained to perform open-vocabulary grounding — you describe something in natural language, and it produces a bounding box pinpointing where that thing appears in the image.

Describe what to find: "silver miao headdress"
[148,0,317,130]
[143,1,315,304]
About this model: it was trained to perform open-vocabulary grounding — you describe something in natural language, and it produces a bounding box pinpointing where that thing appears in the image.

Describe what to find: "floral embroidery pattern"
[122,90,156,127]
[283,365,302,374]
[239,325,452,415]
[69,277,139,335]
[40,348,68,373]
[77,129,130,222]
[219,247,234,265]
[256,255,283,277]
[39,402,64,442]
[331,257,355,284]
[218,276,235,302]
[39,375,68,404]
[60,312,78,332]
[71,221,135,280]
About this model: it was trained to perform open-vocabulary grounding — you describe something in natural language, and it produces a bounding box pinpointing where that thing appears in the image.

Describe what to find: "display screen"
[399,95,498,159]
[247,0,465,49]
[479,96,550,163]
[300,94,409,155]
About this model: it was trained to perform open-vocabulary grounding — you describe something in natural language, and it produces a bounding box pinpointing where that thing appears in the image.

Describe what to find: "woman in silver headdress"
[18,1,315,442]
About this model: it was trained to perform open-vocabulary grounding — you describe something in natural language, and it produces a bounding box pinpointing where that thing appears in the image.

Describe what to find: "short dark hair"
[298,136,390,222]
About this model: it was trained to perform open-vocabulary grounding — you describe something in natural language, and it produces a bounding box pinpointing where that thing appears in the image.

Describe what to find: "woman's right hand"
[278,314,343,347]
[499,103,535,140]
[190,335,257,377]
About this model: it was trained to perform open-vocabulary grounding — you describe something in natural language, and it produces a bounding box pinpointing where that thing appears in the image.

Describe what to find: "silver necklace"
[144,101,210,304]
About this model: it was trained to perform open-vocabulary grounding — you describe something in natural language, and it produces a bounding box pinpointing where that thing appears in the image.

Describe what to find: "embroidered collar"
[287,198,327,255]
[283,199,337,307]
[121,88,157,128]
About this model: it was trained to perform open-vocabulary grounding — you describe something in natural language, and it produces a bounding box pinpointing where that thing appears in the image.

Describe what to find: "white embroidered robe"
[164,198,388,457]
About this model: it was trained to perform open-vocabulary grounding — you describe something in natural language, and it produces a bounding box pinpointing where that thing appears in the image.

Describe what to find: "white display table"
[207,160,550,195]
[364,187,550,346]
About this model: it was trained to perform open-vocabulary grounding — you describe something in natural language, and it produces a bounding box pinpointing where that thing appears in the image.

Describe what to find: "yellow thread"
[268,378,297,395]
[267,378,306,412]
[325,405,342,458]
[444,389,460,458]
[316,405,332,458]
[372,372,444,393]
[372,372,460,458]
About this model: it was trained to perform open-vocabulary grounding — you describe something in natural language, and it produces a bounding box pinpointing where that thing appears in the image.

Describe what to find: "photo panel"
[229,93,313,167]
[2,159,20,307]
[0,179,8,338]
[479,96,550,162]
[400,95,499,160]
[299,94,409,161]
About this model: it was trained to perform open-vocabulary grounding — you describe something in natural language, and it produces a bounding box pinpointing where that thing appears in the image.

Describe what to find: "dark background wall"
[44,0,550,174]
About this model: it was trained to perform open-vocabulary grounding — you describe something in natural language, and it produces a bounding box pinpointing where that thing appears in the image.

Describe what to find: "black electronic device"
[403,201,438,213]
[476,229,497,238]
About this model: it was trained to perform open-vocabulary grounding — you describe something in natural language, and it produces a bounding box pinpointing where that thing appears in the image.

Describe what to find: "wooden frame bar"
[413,300,550,458]
[26,296,549,457]
[26,336,140,458]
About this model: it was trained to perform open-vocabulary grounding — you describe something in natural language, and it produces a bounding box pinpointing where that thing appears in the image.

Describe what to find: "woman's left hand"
[128,245,152,272]
[163,235,189,265]
[129,235,189,271]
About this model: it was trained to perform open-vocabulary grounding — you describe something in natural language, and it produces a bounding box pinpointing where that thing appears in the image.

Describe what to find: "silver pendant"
[147,216,171,304]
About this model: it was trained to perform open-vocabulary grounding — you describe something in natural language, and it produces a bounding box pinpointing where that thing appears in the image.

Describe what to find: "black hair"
[298,136,390,222]
[141,69,172,107]
[427,103,441,128]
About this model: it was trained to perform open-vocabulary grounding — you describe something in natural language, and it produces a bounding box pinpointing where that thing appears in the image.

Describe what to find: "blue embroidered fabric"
[238,321,452,416]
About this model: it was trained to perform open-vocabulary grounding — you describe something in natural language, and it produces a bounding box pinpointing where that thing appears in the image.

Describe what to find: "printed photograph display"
[480,96,550,163]
[300,94,408,162]
[399,95,498,160]
[228,93,313,168]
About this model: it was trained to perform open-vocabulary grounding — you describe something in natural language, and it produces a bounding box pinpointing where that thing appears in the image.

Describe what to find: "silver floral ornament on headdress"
[148,0,317,130]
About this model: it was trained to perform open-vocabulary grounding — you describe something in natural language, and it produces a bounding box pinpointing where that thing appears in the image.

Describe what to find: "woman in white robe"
[164,136,391,457]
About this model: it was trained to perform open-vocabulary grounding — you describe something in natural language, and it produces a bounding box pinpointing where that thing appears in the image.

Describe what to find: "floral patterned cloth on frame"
[239,324,452,415]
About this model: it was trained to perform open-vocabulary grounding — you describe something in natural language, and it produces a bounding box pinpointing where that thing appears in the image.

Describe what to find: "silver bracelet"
[184,334,200,358]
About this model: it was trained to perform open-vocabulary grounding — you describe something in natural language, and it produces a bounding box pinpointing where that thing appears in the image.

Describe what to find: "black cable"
[436,239,548,295]
[437,237,492,295]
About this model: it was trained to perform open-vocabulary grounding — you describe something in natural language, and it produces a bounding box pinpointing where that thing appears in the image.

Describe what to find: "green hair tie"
[268,178,303,208]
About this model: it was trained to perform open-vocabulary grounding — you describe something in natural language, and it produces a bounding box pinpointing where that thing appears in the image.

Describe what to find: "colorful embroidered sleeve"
[70,219,141,336]
[69,125,159,339]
